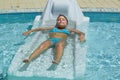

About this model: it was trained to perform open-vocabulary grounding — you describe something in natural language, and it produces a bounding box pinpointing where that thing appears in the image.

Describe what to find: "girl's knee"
[39,44,47,49]
[39,40,53,48]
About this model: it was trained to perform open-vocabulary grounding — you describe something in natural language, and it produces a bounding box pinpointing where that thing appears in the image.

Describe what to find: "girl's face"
[57,16,68,28]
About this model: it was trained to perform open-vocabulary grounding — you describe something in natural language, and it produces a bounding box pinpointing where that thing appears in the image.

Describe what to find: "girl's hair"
[56,14,68,24]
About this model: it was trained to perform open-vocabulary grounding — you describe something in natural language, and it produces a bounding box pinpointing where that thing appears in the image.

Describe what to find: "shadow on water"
[0,73,7,80]
[47,64,58,71]
[13,25,33,46]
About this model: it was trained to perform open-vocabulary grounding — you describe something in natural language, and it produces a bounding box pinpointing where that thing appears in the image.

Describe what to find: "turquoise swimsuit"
[49,27,70,47]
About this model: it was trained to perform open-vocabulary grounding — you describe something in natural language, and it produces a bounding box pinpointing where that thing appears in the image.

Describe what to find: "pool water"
[0,12,120,80]
[86,22,120,80]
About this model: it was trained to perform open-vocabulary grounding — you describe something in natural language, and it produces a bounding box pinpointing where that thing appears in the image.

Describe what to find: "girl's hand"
[79,34,86,42]
[23,31,32,36]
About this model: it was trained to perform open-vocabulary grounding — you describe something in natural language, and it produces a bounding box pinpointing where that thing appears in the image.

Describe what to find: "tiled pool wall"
[0,12,120,23]
[0,12,42,23]
[83,12,120,23]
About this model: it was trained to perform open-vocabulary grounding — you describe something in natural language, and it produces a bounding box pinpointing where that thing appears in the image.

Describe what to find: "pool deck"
[0,0,120,13]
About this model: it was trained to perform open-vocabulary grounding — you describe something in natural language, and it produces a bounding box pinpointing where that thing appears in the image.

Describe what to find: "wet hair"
[56,14,68,24]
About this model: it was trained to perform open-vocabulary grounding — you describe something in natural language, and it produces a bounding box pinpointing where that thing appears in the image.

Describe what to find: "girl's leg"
[23,40,53,63]
[52,40,66,64]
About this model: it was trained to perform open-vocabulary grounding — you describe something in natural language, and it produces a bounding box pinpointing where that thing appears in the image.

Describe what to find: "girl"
[23,14,85,64]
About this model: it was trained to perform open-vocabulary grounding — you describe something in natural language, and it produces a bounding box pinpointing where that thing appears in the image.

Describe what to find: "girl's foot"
[23,59,30,63]
[52,60,59,64]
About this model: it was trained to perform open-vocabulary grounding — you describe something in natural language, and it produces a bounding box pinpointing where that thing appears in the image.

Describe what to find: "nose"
[60,18,62,20]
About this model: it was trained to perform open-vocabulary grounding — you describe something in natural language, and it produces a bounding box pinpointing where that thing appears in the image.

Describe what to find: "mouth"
[58,23,65,27]
[58,21,66,24]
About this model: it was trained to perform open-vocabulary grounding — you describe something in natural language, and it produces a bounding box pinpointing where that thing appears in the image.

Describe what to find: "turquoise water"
[0,12,120,80]
[86,22,120,80]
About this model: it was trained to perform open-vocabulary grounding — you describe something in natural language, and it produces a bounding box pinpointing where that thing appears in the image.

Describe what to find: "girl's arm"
[30,26,54,32]
[23,26,54,36]
[68,28,86,42]
[68,28,85,35]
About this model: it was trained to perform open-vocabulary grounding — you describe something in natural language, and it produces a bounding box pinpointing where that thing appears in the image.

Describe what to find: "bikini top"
[50,27,70,35]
